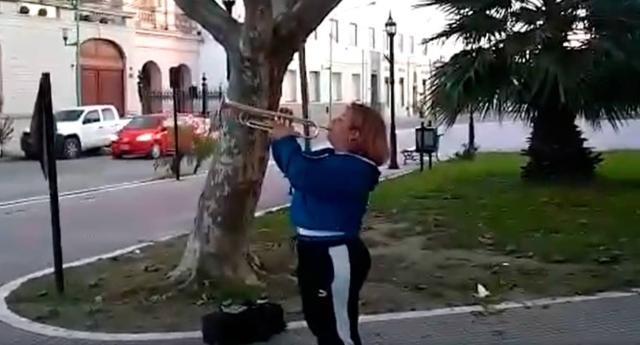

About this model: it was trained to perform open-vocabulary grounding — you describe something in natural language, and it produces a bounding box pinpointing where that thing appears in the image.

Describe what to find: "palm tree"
[418,0,640,180]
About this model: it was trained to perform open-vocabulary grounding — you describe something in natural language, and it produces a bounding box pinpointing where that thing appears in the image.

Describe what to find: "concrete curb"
[0,165,420,341]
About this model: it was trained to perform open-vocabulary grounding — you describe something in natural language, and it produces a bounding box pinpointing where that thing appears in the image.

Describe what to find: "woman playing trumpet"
[270,103,389,345]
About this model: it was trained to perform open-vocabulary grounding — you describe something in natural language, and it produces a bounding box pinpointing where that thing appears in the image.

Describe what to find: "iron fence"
[137,74,225,130]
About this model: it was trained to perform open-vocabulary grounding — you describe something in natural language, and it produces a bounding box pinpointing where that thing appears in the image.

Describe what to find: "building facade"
[281,0,436,125]
[0,0,206,137]
[1,0,454,155]
[197,0,441,126]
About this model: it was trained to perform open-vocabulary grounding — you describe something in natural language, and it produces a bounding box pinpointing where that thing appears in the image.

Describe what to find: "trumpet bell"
[219,97,328,140]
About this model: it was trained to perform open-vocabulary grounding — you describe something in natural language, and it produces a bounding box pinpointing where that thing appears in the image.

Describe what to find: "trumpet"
[220,96,329,139]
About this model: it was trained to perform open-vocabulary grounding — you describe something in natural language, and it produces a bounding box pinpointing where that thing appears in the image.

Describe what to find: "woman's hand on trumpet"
[270,117,300,140]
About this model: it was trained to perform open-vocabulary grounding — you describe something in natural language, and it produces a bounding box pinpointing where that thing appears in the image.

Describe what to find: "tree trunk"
[467,112,475,157]
[169,0,345,290]
[168,54,288,287]
[521,107,603,181]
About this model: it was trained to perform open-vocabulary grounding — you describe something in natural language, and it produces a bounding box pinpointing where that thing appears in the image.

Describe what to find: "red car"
[111,115,168,159]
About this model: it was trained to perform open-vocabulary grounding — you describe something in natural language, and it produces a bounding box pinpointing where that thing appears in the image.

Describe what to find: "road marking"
[0,129,414,210]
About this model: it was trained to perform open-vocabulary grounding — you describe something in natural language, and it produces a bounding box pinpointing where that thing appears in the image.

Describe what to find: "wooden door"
[81,68,124,116]
[81,69,99,106]
[98,70,125,116]
[79,39,125,115]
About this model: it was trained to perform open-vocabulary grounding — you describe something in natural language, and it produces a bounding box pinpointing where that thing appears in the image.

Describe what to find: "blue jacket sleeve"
[271,136,362,198]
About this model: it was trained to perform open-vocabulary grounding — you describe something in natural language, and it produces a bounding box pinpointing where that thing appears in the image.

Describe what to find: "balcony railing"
[136,7,160,29]
[174,13,198,35]
[133,8,198,35]
[80,0,124,7]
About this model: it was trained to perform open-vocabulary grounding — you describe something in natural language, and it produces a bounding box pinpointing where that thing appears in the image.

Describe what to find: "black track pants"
[296,238,371,345]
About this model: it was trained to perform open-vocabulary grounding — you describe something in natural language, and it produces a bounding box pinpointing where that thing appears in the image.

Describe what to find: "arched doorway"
[139,61,162,114]
[80,39,125,116]
[174,64,192,112]
[176,64,192,89]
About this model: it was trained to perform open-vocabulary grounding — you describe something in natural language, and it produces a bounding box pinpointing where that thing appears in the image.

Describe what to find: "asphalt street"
[0,119,638,345]
[0,126,415,283]
[0,118,426,203]
[2,119,638,284]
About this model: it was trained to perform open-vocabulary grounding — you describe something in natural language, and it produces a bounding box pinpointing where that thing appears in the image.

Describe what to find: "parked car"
[111,115,168,159]
[21,105,130,159]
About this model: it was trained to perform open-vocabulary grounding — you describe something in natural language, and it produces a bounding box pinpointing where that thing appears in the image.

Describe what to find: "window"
[349,23,358,46]
[82,110,101,124]
[423,40,428,55]
[309,71,321,102]
[125,115,163,129]
[368,27,375,49]
[398,34,404,53]
[102,108,117,121]
[399,77,405,106]
[409,36,414,54]
[55,109,84,122]
[331,72,342,101]
[312,30,318,40]
[330,19,339,42]
[351,73,361,101]
[422,79,428,94]
[283,70,297,102]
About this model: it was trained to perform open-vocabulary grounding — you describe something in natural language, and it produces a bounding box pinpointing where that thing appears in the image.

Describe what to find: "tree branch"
[243,0,275,51]
[273,0,342,49]
[174,0,241,52]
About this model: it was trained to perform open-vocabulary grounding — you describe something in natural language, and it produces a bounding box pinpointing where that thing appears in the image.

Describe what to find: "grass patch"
[7,151,640,333]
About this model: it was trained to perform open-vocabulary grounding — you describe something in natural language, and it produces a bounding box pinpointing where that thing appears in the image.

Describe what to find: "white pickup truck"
[21,105,130,159]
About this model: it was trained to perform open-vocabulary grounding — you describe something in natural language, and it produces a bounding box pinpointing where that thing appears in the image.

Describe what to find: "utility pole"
[328,30,334,120]
[298,42,312,152]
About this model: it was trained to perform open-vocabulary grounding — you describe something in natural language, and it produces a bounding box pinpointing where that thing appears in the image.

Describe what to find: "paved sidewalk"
[2,294,639,344]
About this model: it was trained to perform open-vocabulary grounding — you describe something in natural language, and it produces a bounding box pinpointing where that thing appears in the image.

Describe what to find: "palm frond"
[427,47,518,127]
[414,0,512,15]
[420,0,640,129]
[425,11,508,46]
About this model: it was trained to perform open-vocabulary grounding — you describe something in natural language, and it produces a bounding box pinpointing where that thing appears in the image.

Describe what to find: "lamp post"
[222,0,235,82]
[61,0,81,107]
[385,12,399,170]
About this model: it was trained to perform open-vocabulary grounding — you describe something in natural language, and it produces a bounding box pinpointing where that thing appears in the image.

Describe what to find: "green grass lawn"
[374,151,640,265]
[7,150,640,333]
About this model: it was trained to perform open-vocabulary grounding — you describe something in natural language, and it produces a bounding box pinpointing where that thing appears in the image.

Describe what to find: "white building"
[0,0,455,154]
[283,0,437,124]
[199,0,451,125]
[0,0,206,143]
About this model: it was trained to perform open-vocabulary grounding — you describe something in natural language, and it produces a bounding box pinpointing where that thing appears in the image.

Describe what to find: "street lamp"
[222,0,235,82]
[61,0,81,107]
[385,12,399,170]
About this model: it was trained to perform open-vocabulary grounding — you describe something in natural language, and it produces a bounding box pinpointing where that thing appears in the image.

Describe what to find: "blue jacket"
[271,136,381,242]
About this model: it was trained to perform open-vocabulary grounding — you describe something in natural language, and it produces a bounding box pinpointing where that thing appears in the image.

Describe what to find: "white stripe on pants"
[329,245,354,345]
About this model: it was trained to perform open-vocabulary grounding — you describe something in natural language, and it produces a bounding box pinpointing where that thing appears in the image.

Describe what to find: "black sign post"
[415,120,437,172]
[169,66,181,181]
[31,73,64,294]
[419,122,425,171]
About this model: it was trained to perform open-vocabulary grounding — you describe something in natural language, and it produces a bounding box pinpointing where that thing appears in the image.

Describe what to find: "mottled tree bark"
[168,0,342,286]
